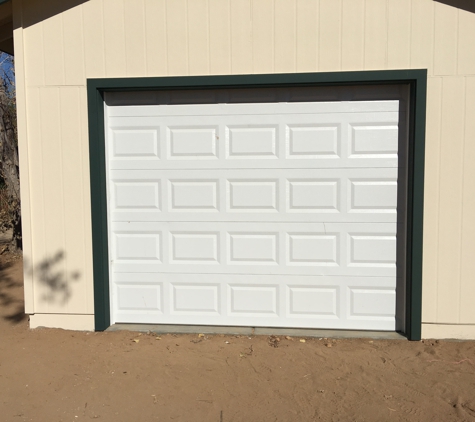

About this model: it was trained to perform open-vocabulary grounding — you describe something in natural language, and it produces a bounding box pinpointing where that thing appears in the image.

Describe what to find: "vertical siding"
[296,0,317,71]
[59,87,91,313]
[363,0,387,70]
[82,0,106,78]
[410,0,434,73]
[79,87,95,314]
[341,0,364,70]
[166,0,188,75]
[460,77,475,323]
[42,14,64,86]
[187,0,210,75]
[36,88,65,313]
[319,0,341,72]
[24,87,45,310]
[144,0,168,76]
[251,0,273,73]
[387,0,411,69]
[230,0,252,74]
[436,77,465,322]
[124,0,147,77]
[102,0,126,77]
[433,2,458,76]
[62,5,85,86]
[274,0,296,73]
[22,6,44,86]
[15,0,475,326]
[457,10,475,76]
[209,0,231,75]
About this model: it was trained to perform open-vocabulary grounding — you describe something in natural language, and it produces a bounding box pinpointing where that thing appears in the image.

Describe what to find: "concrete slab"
[107,324,254,335]
[107,324,407,340]
[254,327,406,340]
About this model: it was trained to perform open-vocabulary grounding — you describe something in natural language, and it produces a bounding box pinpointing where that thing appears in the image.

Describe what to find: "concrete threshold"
[107,324,406,340]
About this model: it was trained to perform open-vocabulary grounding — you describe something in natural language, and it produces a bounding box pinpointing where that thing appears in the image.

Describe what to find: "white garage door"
[105,98,400,331]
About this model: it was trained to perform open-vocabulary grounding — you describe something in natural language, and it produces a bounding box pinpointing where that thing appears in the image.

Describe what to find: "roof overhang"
[0,0,13,55]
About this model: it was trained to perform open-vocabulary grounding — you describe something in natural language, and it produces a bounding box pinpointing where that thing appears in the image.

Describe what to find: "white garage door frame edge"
[87,70,427,341]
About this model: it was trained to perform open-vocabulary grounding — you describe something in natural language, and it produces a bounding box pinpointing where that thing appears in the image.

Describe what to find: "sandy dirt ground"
[1,254,475,422]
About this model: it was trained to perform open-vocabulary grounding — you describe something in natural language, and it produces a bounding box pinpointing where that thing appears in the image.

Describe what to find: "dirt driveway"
[1,254,475,422]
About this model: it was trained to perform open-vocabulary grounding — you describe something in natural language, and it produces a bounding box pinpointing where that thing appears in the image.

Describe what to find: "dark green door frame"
[87,70,427,340]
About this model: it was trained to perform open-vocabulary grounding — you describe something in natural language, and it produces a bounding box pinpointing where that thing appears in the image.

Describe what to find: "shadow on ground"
[0,257,25,323]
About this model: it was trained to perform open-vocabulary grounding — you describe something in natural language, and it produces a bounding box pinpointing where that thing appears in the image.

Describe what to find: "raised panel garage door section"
[105,100,400,331]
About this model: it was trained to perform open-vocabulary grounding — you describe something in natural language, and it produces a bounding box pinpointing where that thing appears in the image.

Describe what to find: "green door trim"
[87,70,427,340]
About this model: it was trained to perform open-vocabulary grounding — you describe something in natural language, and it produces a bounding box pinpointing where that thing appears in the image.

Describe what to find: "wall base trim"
[29,314,95,331]
[422,323,475,340]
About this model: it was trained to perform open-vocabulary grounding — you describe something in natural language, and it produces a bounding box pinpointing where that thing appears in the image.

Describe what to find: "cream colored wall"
[12,0,475,335]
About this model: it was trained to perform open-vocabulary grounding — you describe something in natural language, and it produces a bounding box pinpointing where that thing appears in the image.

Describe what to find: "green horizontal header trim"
[89,69,427,92]
[88,70,427,340]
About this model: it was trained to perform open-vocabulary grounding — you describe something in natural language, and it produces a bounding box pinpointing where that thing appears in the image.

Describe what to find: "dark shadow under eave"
[17,0,89,29]
[434,0,475,13]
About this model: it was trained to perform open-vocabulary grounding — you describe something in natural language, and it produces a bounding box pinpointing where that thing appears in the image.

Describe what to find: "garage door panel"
[287,124,340,158]
[107,111,399,129]
[170,232,220,264]
[112,273,395,330]
[116,284,163,312]
[107,101,400,117]
[287,286,339,318]
[108,108,400,170]
[111,264,396,277]
[169,179,219,211]
[110,128,160,159]
[349,180,398,212]
[110,222,396,277]
[112,232,162,262]
[168,125,219,158]
[228,284,279,317]
[228,179,279,211]
[348,287,396,319]
[109,157,399,170]
[112,180,162,210]
[110,211,398,224]
[109,168,397,223]
[349,123,398,158]
[171,283,221,315]
[226,125,279,159]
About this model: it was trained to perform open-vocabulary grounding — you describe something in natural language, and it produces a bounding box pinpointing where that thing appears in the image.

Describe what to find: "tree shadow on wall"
[32,251,81,305]
[434,0,475,13]
[0,251,81,324]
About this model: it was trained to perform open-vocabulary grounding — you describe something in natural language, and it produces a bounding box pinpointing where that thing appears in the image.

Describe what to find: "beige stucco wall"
[12,0,475,337]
